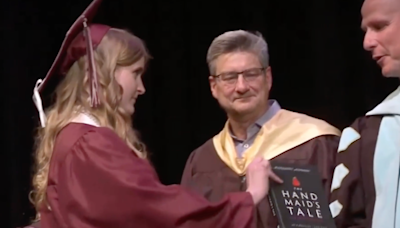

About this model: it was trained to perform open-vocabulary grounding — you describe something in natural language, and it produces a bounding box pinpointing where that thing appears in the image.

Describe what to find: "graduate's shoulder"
[51,123,132,170]
[56,123,128,157]
[58,123,121,144]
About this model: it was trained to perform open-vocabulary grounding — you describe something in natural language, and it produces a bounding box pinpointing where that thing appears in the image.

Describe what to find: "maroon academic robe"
[39,123,256,228]
[181,110,340,228]
[21,223,40,228]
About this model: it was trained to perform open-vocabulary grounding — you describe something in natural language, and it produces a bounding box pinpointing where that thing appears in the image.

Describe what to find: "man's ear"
[209,76,218,99]
[265,66,273,90]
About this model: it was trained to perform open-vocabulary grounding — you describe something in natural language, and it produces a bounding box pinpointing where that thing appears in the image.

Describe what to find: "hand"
[245,157,283,205]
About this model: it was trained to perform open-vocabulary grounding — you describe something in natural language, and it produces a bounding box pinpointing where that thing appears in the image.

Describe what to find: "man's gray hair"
[206,30,269,75]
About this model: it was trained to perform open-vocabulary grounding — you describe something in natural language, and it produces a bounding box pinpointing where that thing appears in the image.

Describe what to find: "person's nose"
[235,75,250,93]
[363,30,378,52]
[137,78,146,95]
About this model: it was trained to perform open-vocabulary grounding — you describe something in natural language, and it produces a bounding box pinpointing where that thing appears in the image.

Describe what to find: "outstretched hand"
[245,157,283,204]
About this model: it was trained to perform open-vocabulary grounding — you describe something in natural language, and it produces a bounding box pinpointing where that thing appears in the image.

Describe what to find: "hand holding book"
[245,157,284,205]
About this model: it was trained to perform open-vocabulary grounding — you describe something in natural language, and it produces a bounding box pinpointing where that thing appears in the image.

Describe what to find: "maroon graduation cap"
[33,0,111,127]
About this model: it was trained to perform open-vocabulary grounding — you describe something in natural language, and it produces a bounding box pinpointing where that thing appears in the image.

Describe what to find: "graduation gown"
[39,119,256,228]
[181,109,340,228]
[329,86,400,228]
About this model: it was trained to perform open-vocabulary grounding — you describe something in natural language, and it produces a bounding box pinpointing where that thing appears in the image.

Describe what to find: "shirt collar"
[254,99,281,127]
[229,99,281,139]
[366,85,400,116]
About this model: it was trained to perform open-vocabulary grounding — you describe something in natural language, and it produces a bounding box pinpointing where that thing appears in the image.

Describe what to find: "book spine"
[268,195,276,217]
[269,190,287,228]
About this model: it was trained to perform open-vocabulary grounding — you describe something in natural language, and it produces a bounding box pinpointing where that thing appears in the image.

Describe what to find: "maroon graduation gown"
[39,123,255,228]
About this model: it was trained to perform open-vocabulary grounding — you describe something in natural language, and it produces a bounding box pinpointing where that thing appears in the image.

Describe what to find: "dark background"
[2,0,398,227]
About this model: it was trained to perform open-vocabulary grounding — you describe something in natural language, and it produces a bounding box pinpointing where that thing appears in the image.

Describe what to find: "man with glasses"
[181,30,341,227]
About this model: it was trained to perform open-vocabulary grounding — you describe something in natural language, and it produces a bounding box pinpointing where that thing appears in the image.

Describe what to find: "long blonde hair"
[29,28,151,220]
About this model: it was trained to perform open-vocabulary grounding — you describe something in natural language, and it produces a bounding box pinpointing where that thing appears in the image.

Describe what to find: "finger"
[261,159,271,167]
[269,170,283,183]
[253,156,263,163]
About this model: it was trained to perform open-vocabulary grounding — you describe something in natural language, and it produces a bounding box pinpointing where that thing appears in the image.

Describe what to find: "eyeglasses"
[212,67,266,86]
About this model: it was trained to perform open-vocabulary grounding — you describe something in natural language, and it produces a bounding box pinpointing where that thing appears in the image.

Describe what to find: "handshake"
[245,157,283,205]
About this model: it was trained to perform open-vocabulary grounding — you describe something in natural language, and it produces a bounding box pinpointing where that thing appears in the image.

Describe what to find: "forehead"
[117,58,145,73]
[215,52,260,71]
[361,0,398,25]
[129,58,145,69]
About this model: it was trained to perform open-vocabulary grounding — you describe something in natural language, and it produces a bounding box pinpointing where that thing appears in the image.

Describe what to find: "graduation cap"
[32,0,111,127]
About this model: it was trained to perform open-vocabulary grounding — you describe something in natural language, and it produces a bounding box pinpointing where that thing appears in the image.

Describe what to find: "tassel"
[83,18,100,107]
[33,79,47,127]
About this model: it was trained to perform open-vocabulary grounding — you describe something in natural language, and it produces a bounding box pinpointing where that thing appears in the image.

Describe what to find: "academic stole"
[212,109,341,176]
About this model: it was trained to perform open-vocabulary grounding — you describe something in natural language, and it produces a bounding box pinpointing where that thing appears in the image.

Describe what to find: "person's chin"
[125,106,135,115]
[382,67,400,78]
[381,61,400,78]
[232,102,256,114]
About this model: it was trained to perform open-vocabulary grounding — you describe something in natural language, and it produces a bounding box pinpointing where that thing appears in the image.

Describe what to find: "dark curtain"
[1,0,398,227]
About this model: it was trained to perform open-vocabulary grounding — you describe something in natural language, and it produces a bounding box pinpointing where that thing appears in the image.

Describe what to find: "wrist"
[246,188,260,204]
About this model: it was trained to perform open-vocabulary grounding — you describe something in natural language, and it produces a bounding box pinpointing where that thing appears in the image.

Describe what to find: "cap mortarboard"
[33,0,111,127]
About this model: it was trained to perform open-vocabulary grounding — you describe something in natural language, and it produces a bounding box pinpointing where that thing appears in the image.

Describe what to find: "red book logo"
[292,177,300,187]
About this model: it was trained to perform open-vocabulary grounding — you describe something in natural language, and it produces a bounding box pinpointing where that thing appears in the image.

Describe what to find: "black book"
[268,161,336,228]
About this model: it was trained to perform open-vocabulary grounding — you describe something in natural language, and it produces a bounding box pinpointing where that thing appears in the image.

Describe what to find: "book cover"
[268,161,336,228]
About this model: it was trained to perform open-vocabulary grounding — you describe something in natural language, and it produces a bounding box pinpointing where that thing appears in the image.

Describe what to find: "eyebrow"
[360,23,366,31]
[133,67,144,73]
[360,17,368,31]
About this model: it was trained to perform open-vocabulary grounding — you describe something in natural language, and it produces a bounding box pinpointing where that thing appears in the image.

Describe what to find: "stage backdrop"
[1,0,398,227]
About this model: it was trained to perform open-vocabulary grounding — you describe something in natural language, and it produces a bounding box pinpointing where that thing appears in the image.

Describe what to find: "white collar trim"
[70,113,100,127]
[366,85,400,116]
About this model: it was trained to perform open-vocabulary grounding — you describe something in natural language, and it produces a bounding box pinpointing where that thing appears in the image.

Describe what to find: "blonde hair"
[29,28,151,220]
[206,30,269,75]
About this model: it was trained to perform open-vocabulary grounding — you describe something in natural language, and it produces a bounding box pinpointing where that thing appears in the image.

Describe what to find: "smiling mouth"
[235,96,252,101]
[377,57,385,66]
[373,55,384,64]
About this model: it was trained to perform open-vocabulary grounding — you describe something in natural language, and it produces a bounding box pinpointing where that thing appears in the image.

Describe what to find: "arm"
[59,128,255,228]
[21,223,40,228]
[311,135,340,200]
[329,119,366,228]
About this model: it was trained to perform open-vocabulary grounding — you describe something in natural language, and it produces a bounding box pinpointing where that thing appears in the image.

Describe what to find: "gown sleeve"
[311,135,340,200]
[57,127,255,228]
[329,118,366,228]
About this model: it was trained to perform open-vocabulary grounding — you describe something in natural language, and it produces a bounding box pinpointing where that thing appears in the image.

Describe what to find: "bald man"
[329,0,400,227]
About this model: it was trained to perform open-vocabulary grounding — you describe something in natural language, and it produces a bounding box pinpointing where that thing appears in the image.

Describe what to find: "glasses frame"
[211,67,267,85]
